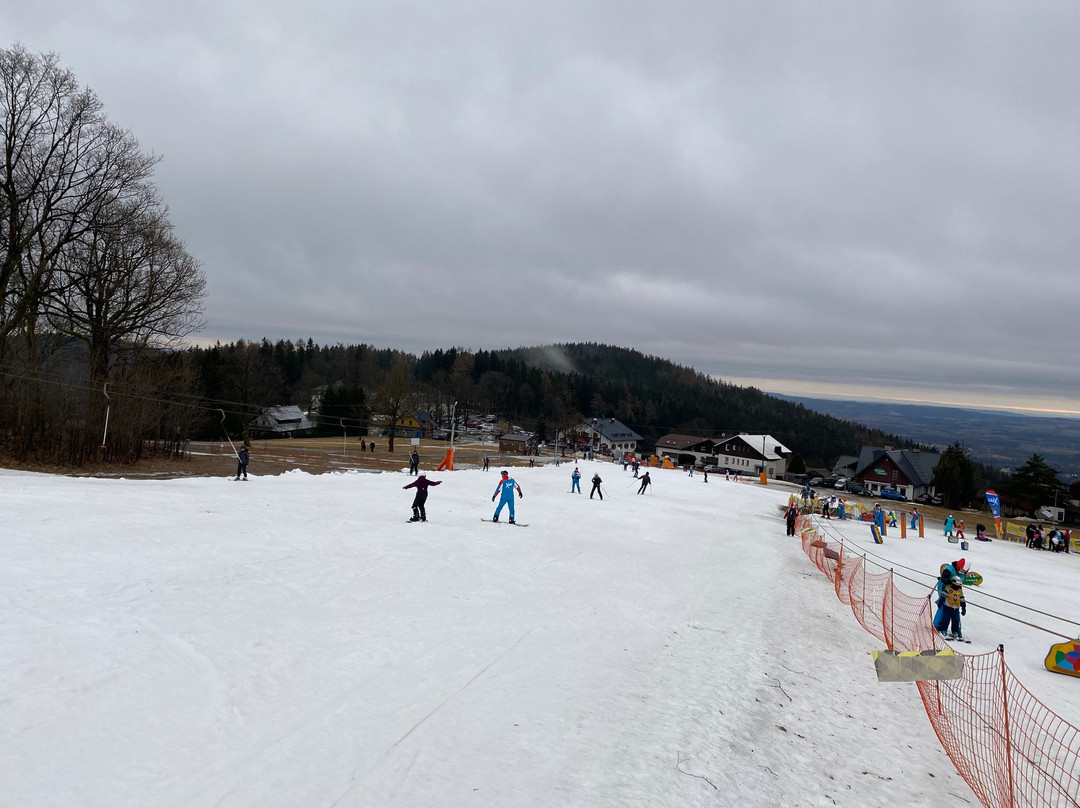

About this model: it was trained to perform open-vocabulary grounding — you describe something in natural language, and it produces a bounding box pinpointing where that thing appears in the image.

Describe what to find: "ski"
[481,519,528,527]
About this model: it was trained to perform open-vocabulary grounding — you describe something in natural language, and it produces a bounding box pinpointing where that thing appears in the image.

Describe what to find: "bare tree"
[374,361,415,453]
[0,45,159,360]
[44,197,206,384]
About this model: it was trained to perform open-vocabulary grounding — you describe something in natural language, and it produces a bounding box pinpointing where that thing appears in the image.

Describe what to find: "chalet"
[712,434,791,478]
[655,434,716,466]
[498,432,535,454]
[250,405,314,437]
[393,410,435,439]
[578,418,642,457]
[852,447,940,500]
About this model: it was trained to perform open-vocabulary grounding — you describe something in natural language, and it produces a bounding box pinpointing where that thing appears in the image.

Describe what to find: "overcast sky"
[4,2,1078,414]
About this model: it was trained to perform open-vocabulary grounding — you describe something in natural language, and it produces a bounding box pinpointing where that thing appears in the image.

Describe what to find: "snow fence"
[796,515,1080,808]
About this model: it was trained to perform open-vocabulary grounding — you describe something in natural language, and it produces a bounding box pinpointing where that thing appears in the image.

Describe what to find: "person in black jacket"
[637,471,651,494]
[234,445,250,480]
[403,473,441,521]
[408,449,420,476]
[590,473,603,500]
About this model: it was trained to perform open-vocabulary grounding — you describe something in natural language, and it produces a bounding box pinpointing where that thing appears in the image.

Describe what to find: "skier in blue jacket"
[491,470,522,523]
[571,468,582,493]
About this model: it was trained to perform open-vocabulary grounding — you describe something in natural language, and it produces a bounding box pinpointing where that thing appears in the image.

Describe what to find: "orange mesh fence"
[795,516,1080,807]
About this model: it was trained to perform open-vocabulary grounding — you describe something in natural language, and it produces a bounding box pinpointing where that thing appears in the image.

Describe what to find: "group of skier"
[397,454,662,524]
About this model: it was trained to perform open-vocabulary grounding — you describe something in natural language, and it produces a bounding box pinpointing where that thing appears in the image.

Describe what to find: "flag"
[986,490,1002,538]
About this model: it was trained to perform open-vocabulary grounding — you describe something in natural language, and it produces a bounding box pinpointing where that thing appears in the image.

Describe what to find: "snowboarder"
[637,471,651,495]
[887,510,898,528]
[932,569,966,640]
[234,444,250,480]
[403,473,441,521]
[590,473,603,500]
[408,449,420,476]
[491,470,522,523]
[784,502,799,536]
[570,468,581,493]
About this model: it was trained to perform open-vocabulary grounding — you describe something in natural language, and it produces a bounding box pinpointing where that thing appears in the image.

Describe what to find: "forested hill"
[498,343,910,467]
[184,339,909,469]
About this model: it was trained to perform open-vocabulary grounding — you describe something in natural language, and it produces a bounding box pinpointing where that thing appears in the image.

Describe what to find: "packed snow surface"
[2,462,1077,807]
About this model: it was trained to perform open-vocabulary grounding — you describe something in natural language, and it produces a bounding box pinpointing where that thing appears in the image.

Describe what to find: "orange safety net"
[795,515,1080,807]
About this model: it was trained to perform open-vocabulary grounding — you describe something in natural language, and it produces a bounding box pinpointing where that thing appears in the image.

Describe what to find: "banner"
[985,490,1002,538]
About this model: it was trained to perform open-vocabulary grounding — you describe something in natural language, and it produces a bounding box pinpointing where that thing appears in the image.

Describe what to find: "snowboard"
[940,563,983,586]
[939,631,971,644]
[481,519,528,527]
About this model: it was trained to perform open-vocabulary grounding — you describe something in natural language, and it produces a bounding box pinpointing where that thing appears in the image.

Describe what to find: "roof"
[583,417,642,443]
[655,434,712,451]
[252,405,313,433]
[499,433,532,444]
[717,434,791,461]
[855,447,940,486]
[833,455,859,475]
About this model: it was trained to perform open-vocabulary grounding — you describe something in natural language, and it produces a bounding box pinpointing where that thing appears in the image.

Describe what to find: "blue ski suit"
[571,470,581,493]
[492,474,522,520]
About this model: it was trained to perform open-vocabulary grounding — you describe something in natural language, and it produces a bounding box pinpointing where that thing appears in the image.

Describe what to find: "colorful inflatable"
[1045,640,1080,678]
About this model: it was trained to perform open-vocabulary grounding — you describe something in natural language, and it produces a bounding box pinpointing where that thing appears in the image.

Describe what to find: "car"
[914,492,944,506]
[807,477,824,487]
[846,481,872,496]
[703,464,720,473]
[879,487,908,502]
[833,477,848,490]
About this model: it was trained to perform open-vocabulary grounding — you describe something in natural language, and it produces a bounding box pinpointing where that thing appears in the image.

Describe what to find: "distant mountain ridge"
[774,395,1080,479]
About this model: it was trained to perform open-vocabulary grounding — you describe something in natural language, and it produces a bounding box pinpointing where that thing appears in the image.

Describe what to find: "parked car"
[833,477,848,490]
[703,464,720,473]
[807,477,824,487]
[820,477,839,489]
[915,492,944,506]
[879,487,908,502]
[846,481,872,496]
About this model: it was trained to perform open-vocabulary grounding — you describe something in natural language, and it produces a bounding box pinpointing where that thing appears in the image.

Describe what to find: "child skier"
[491,470,523,523]
[234,444,250,481]
[933,569,967,640]
[403,473,441,521]
[571,468,582,493]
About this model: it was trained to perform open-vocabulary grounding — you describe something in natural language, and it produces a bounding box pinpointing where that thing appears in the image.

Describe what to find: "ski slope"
[2,461,1076,807]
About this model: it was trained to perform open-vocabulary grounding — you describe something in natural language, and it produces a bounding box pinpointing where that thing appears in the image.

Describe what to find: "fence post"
[998,644,1017,808]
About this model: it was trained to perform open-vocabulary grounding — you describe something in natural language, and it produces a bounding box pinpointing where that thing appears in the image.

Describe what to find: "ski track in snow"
[1,463,1075,806]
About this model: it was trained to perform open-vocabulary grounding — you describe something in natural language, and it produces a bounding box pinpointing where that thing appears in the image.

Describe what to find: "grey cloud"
[3,1,1077,410]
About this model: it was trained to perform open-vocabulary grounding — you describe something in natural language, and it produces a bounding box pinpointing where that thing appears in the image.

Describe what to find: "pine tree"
[1004,454,1064,516]
[932,442,978,510]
